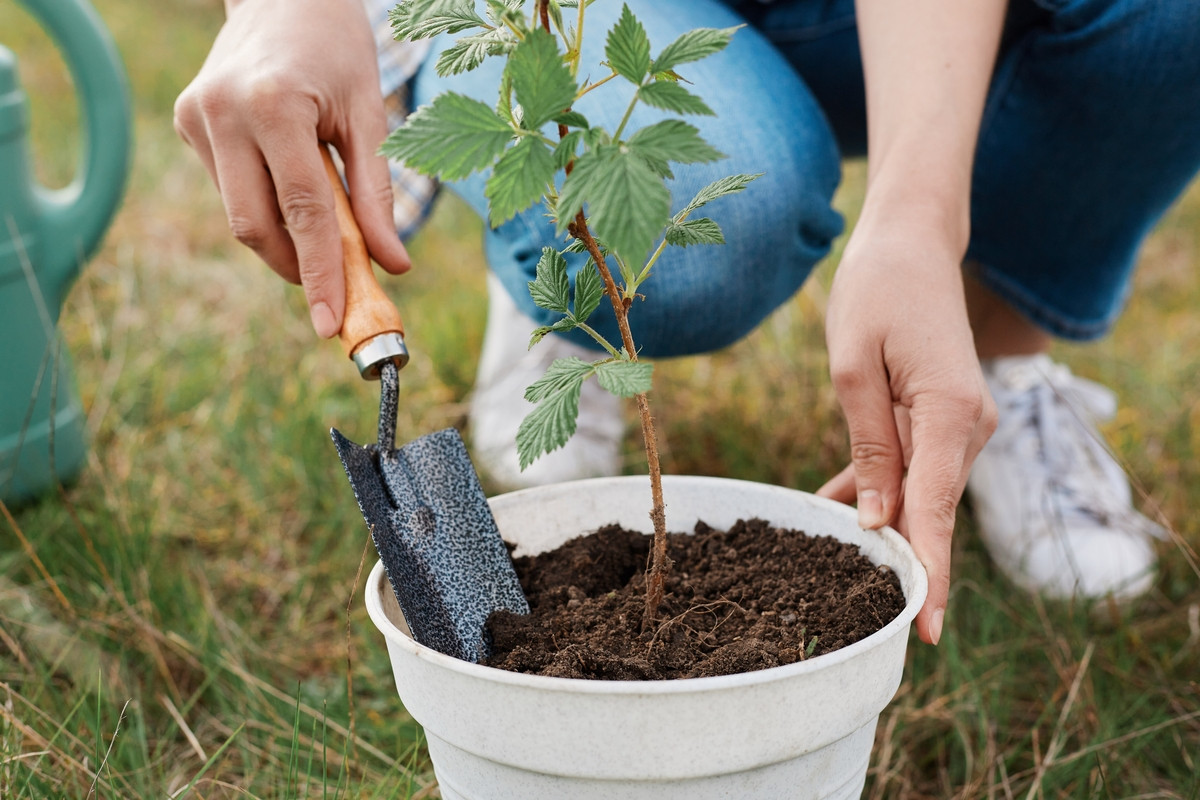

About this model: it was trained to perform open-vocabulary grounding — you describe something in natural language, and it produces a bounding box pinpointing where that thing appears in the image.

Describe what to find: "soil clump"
[485,518,905,680]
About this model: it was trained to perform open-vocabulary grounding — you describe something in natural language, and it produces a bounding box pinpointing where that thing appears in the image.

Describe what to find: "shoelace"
[995,359,1164,538]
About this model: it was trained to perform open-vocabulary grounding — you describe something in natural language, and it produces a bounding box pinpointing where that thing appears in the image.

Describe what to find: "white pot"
[365,475,928,800]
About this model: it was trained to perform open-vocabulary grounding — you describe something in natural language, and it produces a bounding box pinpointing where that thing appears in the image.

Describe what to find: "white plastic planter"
[365,475,928,800]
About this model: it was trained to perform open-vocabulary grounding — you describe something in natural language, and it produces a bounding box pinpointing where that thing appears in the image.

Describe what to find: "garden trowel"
[320,145,528,664]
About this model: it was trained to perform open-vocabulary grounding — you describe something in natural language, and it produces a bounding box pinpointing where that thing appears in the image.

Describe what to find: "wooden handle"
[320,146,405,361]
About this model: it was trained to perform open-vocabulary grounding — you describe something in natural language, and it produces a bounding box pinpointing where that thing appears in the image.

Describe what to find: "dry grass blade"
[1022,641,1095,800]
[160,694,207,762]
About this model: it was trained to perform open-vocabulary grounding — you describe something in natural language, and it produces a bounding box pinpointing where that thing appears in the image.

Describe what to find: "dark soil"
[484,518,906,680]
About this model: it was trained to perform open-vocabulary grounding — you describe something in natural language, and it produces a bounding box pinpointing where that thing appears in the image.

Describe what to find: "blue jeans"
[412,0,1200,356]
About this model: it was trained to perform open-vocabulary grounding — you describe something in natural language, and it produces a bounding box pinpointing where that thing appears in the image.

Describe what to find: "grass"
[2,1,1198,797]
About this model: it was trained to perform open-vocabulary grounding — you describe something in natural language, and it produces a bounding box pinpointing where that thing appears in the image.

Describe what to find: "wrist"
[858,174,971,259]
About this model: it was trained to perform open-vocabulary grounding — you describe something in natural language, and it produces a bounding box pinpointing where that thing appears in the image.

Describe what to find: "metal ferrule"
[353,332,410,380]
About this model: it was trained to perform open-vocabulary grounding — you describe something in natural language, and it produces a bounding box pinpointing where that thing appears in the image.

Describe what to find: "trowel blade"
[331,426,528,663]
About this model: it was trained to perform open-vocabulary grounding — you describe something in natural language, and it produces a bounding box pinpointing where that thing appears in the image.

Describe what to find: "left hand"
[817,211,997,646]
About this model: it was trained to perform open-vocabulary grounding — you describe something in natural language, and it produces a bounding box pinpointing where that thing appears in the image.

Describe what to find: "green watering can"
[0,0,131,505]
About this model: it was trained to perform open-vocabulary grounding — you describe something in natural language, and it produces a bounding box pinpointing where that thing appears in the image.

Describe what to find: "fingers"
[256,124,345,339]
[341,99,412,277]
[210,136,302,285]
[830,357,906,530]
[816,463,857,504]
[901,386,996,645]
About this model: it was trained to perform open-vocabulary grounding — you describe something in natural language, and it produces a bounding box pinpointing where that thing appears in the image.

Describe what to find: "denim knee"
[488,145,844,358]
[415,0,847,358]
[967,0,1200,340]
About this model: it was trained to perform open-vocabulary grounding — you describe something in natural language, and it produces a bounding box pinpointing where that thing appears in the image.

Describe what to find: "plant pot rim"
[365,474,927,694]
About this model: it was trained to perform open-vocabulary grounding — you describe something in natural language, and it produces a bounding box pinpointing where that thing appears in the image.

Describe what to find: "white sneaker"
[469,274,624,491]
[966,354,1164,601]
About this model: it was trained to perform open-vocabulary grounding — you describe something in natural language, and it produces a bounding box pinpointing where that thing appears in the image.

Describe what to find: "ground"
[1,1,1198,797]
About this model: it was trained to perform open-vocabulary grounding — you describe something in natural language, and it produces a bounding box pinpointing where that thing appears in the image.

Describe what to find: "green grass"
[3,1,1199,797]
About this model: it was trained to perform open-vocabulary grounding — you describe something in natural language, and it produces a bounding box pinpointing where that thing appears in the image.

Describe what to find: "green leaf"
[517,361,593,469]
[651,26,739,73]
[557,144,671,264]
[553,130,584,169]
[485,0,525,27]
[627,120,724,169]
[637,81,714,116]
[390,0,486,41]
[435,29,516,77]
[485,137,557,226]
[582,126,610,149]
[379,93,512,181]
[665,217,724,247]
[527,247,570,313]
[553,110,590,128]
[595,360,653,397]
[679,172,762,217]
[507,28,577,129]
[524,356,594,400]
[573,259,603,321]
[529,318,577,349]
[605,4,651,84]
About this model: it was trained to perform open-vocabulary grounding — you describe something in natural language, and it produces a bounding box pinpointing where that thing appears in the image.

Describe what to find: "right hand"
[174,0,410,338]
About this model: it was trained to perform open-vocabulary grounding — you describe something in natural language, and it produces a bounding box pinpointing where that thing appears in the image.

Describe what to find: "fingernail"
[930,608,945,646]
[858,489,883,529]
[310,301,338,339]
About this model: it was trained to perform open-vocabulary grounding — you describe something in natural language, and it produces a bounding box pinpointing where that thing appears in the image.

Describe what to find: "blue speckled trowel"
[320,146,528,664]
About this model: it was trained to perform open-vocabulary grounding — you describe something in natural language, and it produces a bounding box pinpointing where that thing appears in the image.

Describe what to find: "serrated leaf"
[562,238,589,254]
[553,110,590,128]
[679,172,762,217]
[507,28,577,129]
[485,0,525,26]
[525,356,596,402]
[391,0,486,41]
[652,26,738,73]
[627,120,724,169]
[572,259,603,321]
[529,318,578,348]
[517,371,589,469]
[557,144,671,264]
[380,93,512,181]
[605,4,651,84]
[595,360,653,397]
[637,81,714,116]
[486,137,557,226]
[527,247,570,313]
[665,217,724,247]
[435,29,516,77]
[553,130,584,169]
[582,126,610,149]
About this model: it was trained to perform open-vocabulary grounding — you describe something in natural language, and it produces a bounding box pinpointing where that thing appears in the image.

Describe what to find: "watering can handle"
[20,0,131,280]
[321,145,409,380]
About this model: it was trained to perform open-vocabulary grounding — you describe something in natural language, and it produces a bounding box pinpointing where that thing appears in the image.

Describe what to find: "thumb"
[340,112,412,277]
[831,362,905,529]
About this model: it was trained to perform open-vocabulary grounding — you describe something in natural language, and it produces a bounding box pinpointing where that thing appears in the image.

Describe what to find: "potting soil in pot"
[485,518,906,680]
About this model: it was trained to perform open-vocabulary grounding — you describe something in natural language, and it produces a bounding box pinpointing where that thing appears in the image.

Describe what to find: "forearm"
[855,0,1007,251]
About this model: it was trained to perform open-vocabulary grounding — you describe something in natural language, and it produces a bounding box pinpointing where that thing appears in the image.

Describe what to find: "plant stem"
[575,71,618,101]
[543,1,669,630]
[612,91,640,142]
[567,214,670,631]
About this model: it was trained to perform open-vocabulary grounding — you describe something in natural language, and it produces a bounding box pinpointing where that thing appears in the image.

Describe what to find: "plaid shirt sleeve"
[364,0,439,240]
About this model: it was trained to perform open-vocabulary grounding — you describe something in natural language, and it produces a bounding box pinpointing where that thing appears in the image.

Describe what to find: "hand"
[174,0,410,338]
[817,211,997,646]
